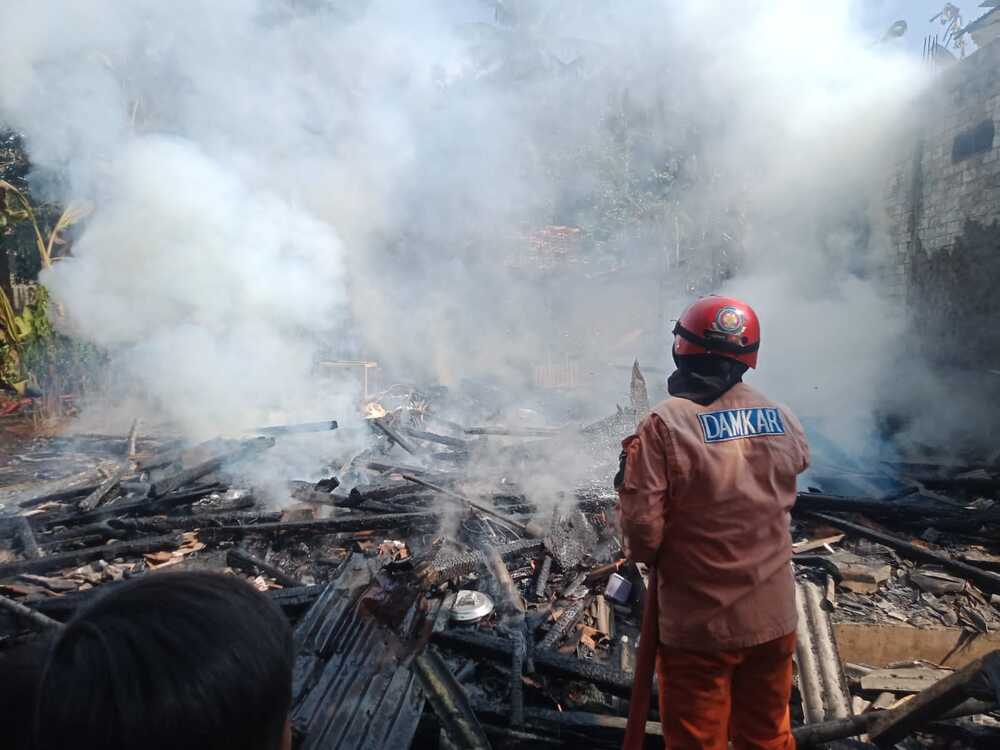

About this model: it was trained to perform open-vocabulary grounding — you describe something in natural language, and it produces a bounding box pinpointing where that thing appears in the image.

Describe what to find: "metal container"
[604,573,632,605]
[449,590,495,623]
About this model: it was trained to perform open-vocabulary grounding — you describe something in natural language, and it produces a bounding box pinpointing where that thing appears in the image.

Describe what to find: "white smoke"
[1,1,933,458]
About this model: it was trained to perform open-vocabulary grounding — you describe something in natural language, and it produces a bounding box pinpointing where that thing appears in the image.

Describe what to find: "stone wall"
[886,40,1000,369]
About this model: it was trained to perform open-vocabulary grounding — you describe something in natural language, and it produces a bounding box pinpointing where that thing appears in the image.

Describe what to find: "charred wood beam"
[559,572,587,599]
[432,629,633,698]
[78,467,124,512]
[348,479,444,503]
[399,427,469,450]
[227,547,302,588]
[464,427,561,437]
[5,469,106,509]
[483,544,529,724]
[254,419,338,436]
[402,475,544,538]
[30,580,326,625]
[198,512,439,542]
[484,545,525,613]
[807,512,1000,595]
[293,488,362,509]
[868,651,1000,747]
[366,461,430,475]
[40,511,284,549]
[423,414,468,434]
[136,446,183,472]
[533,556,552,601]
[412,648,493,750]
[150,437,273,498]
[0,533,182,579]
[40,483,224,530]
[126,418,140,460]
[794,492,962,519]
[149,457,220,498]
[0,593,64,631]
[510,629,527,726]
[792,699,996,748]
[370,418,418,455]
[38,522,117,551]
[538,597,588,650]
[904,476,1000,493]
[15,516,41,560]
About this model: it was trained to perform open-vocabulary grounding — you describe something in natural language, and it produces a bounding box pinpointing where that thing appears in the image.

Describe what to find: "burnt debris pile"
[2,381,1000,748]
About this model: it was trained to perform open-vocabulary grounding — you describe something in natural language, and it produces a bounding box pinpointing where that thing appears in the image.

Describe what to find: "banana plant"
[0,182,90,394]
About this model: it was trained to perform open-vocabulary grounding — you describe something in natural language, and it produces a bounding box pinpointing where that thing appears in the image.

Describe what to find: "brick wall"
[886,40,1000,368]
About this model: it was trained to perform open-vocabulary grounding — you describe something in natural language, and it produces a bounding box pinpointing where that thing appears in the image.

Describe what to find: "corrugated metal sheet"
[795,579,853,724]
[291,554,426,750]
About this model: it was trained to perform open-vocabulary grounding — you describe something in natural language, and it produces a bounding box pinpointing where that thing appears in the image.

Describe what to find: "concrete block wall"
[885,40,1000,368]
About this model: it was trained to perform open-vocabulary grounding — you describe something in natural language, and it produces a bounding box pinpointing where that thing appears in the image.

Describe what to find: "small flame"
[363,401,387,420]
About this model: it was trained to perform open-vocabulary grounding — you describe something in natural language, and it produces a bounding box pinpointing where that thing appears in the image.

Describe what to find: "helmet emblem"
[715,307,744,334]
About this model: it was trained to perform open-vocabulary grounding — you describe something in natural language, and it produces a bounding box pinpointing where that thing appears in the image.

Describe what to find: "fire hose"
[623,567,659,750]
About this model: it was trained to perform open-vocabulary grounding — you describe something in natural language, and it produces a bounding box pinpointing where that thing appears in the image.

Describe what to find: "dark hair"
[33,571,293,750]
[0,638,50,750]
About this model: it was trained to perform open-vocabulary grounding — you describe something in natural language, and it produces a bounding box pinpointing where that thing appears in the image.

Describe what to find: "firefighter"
[616,295,809,750]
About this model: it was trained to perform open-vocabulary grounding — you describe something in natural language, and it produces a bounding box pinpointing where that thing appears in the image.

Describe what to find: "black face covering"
[667,352,749,406]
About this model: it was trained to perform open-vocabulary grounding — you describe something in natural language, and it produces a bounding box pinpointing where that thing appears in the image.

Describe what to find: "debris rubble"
[2,377,1000,748]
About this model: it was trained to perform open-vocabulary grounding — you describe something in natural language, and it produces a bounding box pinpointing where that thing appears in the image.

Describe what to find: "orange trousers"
[656,632,797,750]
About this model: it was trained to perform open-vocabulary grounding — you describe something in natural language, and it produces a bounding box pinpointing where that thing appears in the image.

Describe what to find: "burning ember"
[363,401,387,420]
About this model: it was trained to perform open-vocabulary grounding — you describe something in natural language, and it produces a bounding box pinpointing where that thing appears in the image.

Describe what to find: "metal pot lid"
[449,590,494,622]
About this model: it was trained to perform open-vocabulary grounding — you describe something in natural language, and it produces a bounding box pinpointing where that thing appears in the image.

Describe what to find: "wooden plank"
[792,534,844,554]
[835,622,1000,669]
[860,666,953,694]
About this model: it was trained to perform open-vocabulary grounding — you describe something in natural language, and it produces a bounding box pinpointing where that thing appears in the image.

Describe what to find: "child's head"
[34,571,294,750]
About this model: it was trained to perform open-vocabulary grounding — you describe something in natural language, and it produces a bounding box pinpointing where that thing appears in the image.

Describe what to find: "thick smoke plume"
[2,2,930,459]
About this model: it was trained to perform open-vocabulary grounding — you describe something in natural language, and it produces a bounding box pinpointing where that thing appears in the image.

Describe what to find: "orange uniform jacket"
[618,382,810,651]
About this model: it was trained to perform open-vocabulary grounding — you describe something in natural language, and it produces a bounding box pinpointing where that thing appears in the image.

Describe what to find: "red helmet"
[673,295,761,368]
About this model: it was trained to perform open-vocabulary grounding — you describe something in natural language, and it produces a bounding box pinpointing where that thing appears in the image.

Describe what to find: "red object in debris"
[0,397,32,416]
[673,295,761,368]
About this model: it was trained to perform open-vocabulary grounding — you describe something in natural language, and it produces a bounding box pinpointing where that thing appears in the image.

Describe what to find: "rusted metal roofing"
[290,554,426,750]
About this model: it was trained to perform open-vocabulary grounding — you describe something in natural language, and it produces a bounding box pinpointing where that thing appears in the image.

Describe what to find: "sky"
[857,0,986,55]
